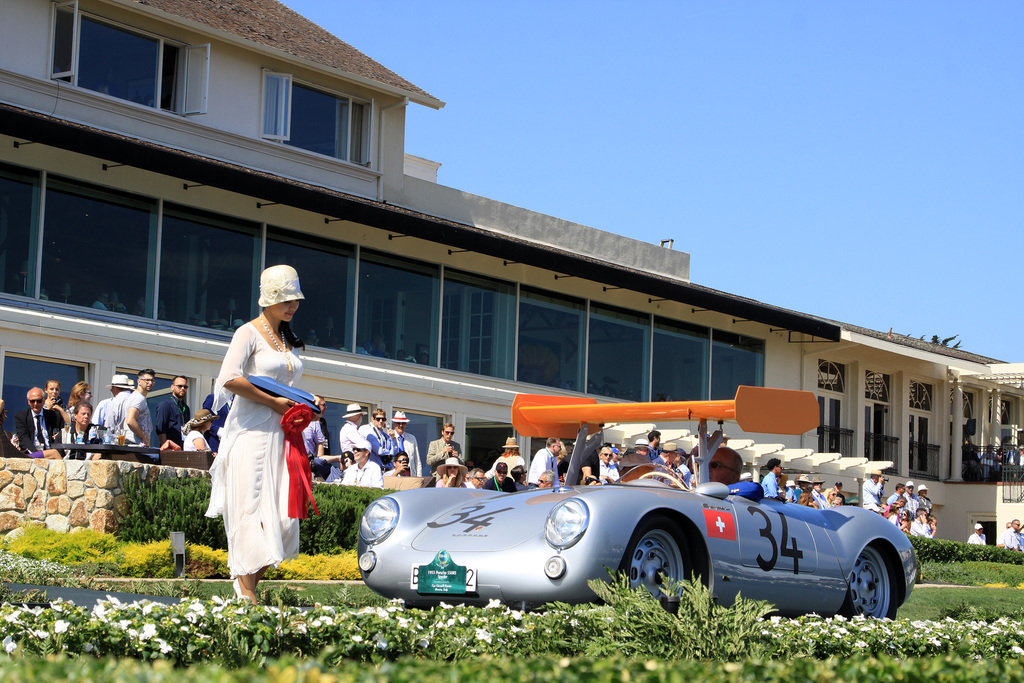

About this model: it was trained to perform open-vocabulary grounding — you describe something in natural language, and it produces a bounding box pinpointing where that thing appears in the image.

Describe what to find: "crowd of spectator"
[0,371,218,463]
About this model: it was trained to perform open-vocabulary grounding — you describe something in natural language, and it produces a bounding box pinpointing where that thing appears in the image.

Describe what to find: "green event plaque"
[416,550,468,594]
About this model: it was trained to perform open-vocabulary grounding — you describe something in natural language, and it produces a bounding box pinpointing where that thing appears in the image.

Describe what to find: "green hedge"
[2,656,1024,683]
[116,473,391,555]
[911,535,1024,565]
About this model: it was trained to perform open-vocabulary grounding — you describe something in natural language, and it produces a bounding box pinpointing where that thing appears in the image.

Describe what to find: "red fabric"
[281,403,318,519]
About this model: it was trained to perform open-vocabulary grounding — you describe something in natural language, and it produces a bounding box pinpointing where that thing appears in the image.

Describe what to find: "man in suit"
[14,386,64,458]
[426,422,463,474]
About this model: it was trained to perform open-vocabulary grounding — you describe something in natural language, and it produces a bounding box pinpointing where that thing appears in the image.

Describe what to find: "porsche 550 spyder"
[357,387,916,617]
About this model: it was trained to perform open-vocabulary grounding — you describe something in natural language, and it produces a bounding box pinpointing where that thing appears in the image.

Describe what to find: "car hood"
[410,488,576,552]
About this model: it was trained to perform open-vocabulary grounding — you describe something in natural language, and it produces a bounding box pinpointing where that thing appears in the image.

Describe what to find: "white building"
[0,0,1020,542]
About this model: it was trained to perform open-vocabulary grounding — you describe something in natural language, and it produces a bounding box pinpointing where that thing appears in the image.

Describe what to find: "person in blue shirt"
[785,479,799,503]
[761,457,784,501]
[885,482,906,506]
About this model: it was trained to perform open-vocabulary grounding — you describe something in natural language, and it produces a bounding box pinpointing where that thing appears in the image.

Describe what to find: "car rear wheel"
[842,544,896,619]
[620,515,689,597]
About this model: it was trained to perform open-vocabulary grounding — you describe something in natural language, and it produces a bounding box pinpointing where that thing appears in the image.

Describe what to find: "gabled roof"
[125,0,441,107]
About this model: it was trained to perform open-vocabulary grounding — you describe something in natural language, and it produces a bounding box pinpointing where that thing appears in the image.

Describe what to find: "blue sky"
[287,1,1024,362]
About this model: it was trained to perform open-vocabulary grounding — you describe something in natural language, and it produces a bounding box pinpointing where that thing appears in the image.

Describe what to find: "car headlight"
[545,498,590,549]
[360,497,399,544]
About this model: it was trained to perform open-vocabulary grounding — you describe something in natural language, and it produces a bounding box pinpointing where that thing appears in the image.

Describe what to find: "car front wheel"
[841,544,897,619]
[620,514,689,597]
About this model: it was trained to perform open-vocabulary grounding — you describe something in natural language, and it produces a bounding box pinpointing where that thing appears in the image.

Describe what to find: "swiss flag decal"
[703,509,736,541]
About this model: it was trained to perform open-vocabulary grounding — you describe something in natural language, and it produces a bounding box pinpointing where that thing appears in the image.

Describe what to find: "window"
[710,331,764,399]
[517,287,585,391]
[158,205,259,328]
[588,303,650,401]
[865,371,890,402]
[261,73,370,164]
[265,228,356,350]
[908,380,933,412]
[440,270,515,379]
[652,317,708,401]
[0,163,40,298]
[356,251,439,365]
[2,355,86,431]
[41,177,156,315]
[51,6,208,114]
[817,360,845,393]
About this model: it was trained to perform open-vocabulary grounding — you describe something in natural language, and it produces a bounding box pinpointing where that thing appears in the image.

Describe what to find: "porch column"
[950,378,964,481]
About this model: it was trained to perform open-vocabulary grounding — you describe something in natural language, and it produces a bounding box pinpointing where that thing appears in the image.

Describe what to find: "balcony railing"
[865,433,899,474]
[909,441,940,480]
[817,426,854,457]
[1003,465,1024,502]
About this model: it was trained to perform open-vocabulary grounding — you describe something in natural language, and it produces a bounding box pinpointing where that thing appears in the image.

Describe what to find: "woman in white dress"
[182,409,216,452]
[205,265,324,604]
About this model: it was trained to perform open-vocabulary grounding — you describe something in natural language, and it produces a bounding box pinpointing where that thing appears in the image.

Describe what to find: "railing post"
[170,531,186,578]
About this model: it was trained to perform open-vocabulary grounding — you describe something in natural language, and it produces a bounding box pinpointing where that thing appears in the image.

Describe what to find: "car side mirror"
[696,481,731,499]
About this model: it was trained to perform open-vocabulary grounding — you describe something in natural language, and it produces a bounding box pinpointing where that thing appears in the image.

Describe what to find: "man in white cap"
[95,374,133,428]
[391,411,423,477]
[862,471,884,512]
[785,479,798,503]
[967,523,986,545]
[340,438,383,488]
[902,481,920,517]
[338,402,366,459]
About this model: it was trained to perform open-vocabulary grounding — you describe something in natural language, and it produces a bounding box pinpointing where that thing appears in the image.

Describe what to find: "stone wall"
[0,458,209,535]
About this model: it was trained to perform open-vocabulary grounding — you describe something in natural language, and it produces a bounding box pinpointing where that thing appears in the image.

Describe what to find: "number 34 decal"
[747,507,804,574]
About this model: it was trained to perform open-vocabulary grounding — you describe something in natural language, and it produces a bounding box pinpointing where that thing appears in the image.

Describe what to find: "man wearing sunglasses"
[426,422,463,474]
[14,386,65,457]
[360,408,398,470]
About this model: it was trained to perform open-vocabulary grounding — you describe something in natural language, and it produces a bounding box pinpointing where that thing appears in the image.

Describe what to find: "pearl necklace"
[260,314,293,373]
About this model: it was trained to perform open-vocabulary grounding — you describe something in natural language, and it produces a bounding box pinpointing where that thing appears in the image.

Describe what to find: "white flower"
[140,623,157,641]
[351,635,364,643]
[84,642,94,653]
[2,635,15,654]
[475,628,493,643]
[418,639,430,648]
[54,620,69,634]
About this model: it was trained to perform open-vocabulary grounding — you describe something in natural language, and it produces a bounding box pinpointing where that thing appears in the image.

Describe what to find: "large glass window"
[517,287,585,391]
[652,317,708,401]
[2,355,85,435]
[279,83,370,164]
[158,205,259,329]
[440,270,515,379]
[42,177,156,315]
[588,303,650,401]
[356,251,439,365]
[266,228,356,350]
[710,331,764,399]
[0,164,40,298]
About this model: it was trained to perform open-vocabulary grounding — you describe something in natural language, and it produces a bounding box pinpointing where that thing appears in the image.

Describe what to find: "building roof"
[125,0,441,107]
[837,320,1003,365]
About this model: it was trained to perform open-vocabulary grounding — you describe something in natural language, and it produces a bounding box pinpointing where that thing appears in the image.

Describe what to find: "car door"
[728,498,841,614]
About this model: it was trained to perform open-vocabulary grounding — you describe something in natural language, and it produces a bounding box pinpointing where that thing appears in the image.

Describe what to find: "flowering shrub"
[3,597,1024,666]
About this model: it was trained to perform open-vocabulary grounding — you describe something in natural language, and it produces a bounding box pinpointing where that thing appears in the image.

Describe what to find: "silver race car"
[358,387,916,617]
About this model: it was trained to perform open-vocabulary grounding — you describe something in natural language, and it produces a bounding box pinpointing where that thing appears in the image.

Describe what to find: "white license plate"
[411,564,477,592]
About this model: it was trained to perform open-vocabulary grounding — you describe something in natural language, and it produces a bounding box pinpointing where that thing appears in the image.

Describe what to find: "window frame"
[50,5,201,115]
[261,72,373,165]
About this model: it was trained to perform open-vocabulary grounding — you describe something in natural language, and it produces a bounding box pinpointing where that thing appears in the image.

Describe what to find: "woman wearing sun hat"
[486,437,524,476]
[205,264,325,604]
[435,457,469,488]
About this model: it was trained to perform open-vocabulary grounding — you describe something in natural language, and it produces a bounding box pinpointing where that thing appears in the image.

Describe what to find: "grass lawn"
[898,584,1024,621]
